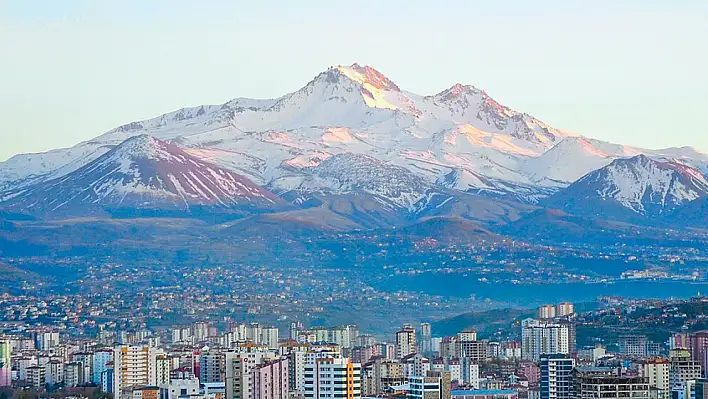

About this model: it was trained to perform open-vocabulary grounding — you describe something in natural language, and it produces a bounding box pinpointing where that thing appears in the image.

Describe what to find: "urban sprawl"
[1,298,708,399]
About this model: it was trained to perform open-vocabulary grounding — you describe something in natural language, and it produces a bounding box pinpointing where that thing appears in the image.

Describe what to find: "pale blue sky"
[1,0,707,161]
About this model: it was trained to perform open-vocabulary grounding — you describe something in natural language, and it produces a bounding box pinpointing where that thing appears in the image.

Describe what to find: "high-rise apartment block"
[540,354,574,399]
[522,319,570,361]
[304,357,361,399]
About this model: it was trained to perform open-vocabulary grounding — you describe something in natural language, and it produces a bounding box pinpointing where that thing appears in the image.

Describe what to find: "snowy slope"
[1,63,706,213]
[546,155,708,218]
[0,135,285,217]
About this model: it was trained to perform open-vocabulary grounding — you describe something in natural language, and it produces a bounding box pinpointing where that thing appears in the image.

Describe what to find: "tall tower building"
[304,357,361,399]
[555,303,575,317]
[420,323,432,355]
[113,345,157,399]
[396,325,417,359]
[619,335,648,358]
[689,331,708,376]
[261,327,280,349]
[575,371,650,399]
[641,358,669,397]
[252,358,289,399]
[224,351,280,399]
[200,351,225,383]
[669,349,702,389]
[522,319,570,361]
[538,305,556,320]
[540,354,575,399]
[92,349,114,384]
[0,340,11,387]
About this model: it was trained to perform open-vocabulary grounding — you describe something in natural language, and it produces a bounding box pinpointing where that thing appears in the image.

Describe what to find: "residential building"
[113,345,158,399]
[156,354,173,386]
[304,357,360,399]
[555,303,574,317]
[690,332,708,377]
[408,370,451,399]
[575,372,650,399]
[537,305,556,320]
[521,320,570,362]
[45,360,64,386]
[539,354,574,399]
[619,335,648,358]
[0,340,10,387]
[397,326,417,359]
[93,349,114,384]
[200,351,225,384]
[65,362,84,387]
[224,350,279,399]
[27,365,45,389]
[641,358,670,398]
[421,323,432,356]
[159,378,200,399]
[451,390,518,399]
[670,349,702,389]
[252,358,289,399]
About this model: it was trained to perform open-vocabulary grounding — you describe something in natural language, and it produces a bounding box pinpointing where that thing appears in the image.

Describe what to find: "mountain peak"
[334,63,400,92]
[0,135,284,217]
[110,134,173,161]
[548,152,708,218]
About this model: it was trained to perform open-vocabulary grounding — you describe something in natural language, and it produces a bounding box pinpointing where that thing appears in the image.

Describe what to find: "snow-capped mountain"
[0,135,285,217]
[546,155,708,219]
[0,63,706,223]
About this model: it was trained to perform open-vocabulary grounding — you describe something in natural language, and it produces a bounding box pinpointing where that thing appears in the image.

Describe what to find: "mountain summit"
[546,154,708,218]
[0,135,285,218]
[0,64,706,226]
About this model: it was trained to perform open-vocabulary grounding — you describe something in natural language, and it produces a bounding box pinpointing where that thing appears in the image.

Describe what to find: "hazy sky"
[1,0,707,161]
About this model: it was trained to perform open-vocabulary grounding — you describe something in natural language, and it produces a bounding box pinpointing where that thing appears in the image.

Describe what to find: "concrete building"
[252,358,289,399]
[408,370,451,399]
[261,327,280,349]
[283,346,307,392]
[155,354,173,386]
[576,374,650,399]
[396,326,417,359]
[65,362,84,387]
[224,351,280,399]
[537,305,556,320]
[455,332,486,362]
[159,378,200,399]
[304,357,360,399]
[690,332,708,378]
[402,353,431,379]
[0,340,10,387]
[200,351,225,384]
[27,365,45,389]
[113,345,158,399]
[451,390,518,399]
[539,354,574,399]
[421,323,432,356]
[33,331,60,351]
[619,335,648,358]
[71,352,93,385]
[102,367,115,393]
[669,349,702,389]
[555,303,574,317]
[93,349,114,384]
[461,358,480,388]
[132,386,160,399]
[521,320,570,362]
[641,358,670,398]
[45,360,64,386]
